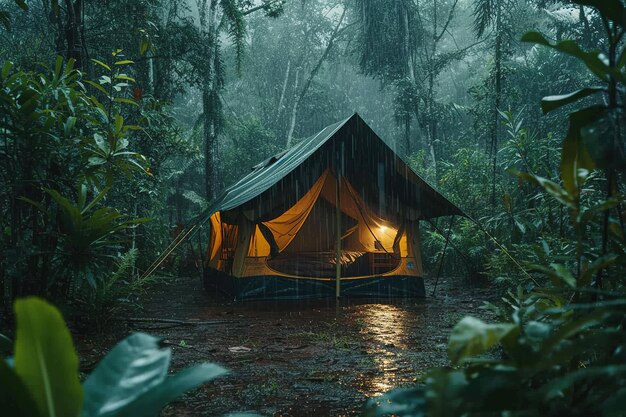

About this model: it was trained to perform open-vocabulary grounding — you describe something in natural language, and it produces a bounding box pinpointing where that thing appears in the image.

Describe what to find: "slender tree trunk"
[275,59,290,124]
[285,68,301,148]
[491,0,503,208]
[285,9,346,147]
[198,0,221,200]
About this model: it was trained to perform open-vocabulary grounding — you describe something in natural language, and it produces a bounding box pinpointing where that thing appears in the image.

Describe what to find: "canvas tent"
[199,113,462,300]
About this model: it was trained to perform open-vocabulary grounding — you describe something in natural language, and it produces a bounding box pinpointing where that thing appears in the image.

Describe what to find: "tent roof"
[204,113,464,221]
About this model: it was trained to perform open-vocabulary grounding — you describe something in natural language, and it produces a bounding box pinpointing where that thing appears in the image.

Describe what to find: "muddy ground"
[75,276,494,416]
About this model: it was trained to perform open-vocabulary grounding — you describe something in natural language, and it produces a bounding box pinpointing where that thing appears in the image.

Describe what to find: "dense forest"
[1,0,625,416]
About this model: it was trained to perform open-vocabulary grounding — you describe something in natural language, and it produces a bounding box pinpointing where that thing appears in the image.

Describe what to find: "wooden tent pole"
[335,171,341,299]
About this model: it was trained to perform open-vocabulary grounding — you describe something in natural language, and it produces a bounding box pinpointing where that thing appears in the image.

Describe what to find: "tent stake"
[335,171,342,299]
[432,215,455,296]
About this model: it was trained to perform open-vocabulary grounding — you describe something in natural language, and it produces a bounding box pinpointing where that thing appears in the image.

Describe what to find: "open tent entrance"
[208,168,423,283]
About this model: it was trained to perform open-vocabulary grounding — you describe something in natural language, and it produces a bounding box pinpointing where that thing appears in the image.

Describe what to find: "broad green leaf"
[82,333,171,417]
[522,32,611,81]
[114,60,134,65]
[91,59,111,71]
[561,106,601,195]
[112,363,228,417]
[580,108,626,174]
[541,87,605,114]
[0,359,40,417]
[448,317,518,365]
[14,297,83,417]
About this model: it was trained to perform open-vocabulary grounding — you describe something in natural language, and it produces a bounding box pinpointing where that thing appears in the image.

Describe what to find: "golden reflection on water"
[354,304,413,397]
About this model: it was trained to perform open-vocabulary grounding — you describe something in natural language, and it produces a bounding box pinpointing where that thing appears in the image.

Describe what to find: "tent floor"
[204,270,425,300]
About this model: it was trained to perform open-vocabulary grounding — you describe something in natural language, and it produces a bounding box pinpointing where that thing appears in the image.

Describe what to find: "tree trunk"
[64,0,84,68]
[275,59,290,125]
[491,0,503,209]
[285,9,346,147]
[198,0,221,200]
[285,68,301,148]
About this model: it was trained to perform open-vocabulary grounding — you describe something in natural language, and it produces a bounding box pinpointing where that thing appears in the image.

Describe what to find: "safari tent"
[200,113,462,300]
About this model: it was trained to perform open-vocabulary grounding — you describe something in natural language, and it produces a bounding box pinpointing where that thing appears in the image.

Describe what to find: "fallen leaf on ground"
[228,346,252,353]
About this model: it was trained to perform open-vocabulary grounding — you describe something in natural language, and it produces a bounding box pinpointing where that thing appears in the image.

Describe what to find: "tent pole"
[432,215,455,297]
[335,171,341,299]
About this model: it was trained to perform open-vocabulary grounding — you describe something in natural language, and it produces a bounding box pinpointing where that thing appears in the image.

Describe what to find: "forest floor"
[75,275,495,416]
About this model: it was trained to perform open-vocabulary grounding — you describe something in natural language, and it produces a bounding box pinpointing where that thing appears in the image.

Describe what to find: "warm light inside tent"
[380,225,387,233]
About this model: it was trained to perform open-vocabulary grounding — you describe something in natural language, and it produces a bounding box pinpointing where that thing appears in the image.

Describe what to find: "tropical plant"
[0,297,227,417]
[365,1,626,415]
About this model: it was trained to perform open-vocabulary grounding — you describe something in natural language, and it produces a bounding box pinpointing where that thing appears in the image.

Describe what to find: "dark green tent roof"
[204,113,463,221]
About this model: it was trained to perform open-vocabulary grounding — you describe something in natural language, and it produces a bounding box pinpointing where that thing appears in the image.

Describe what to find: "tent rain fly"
[199,113,463,300]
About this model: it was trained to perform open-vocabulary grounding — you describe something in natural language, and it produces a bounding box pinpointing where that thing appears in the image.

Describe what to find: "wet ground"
[75,276,494,416]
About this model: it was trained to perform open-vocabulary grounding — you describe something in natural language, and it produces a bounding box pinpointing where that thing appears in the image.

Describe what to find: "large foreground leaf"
[113,363,228,417]
[13,297,83,417]
[0,359,40,417]
[448,317,518,365]
[82,333,171,417]
[83,332,227,417]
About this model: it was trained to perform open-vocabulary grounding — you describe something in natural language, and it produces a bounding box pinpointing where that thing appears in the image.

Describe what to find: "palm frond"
[220,0,247,74]
[472,0,496,38]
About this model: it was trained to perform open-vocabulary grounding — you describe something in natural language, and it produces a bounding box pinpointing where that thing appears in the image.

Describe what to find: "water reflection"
[352,303,413,397]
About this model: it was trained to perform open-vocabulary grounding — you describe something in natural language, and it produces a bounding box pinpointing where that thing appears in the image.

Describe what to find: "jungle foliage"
[366,1,626,415]
[0,0,624,415]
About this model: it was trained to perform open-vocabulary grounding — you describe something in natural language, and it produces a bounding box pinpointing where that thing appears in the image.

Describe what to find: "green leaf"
[82,333,171,417]
[91,59,111,71]
[521,32,612,81]
[580,108,626,174]
[113,97,138,106]
[561,106,602,195]
[84,80,110,97]
[114,114,123,134]
[0,359,40,417]
[112,363,228,417]
[14,297,83,417]
[549,263,576,288]
[448,317,518,365]
[114,60,134,66]
[64,116,77,136]
[541,87,605,114]
[114,75,135,82]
